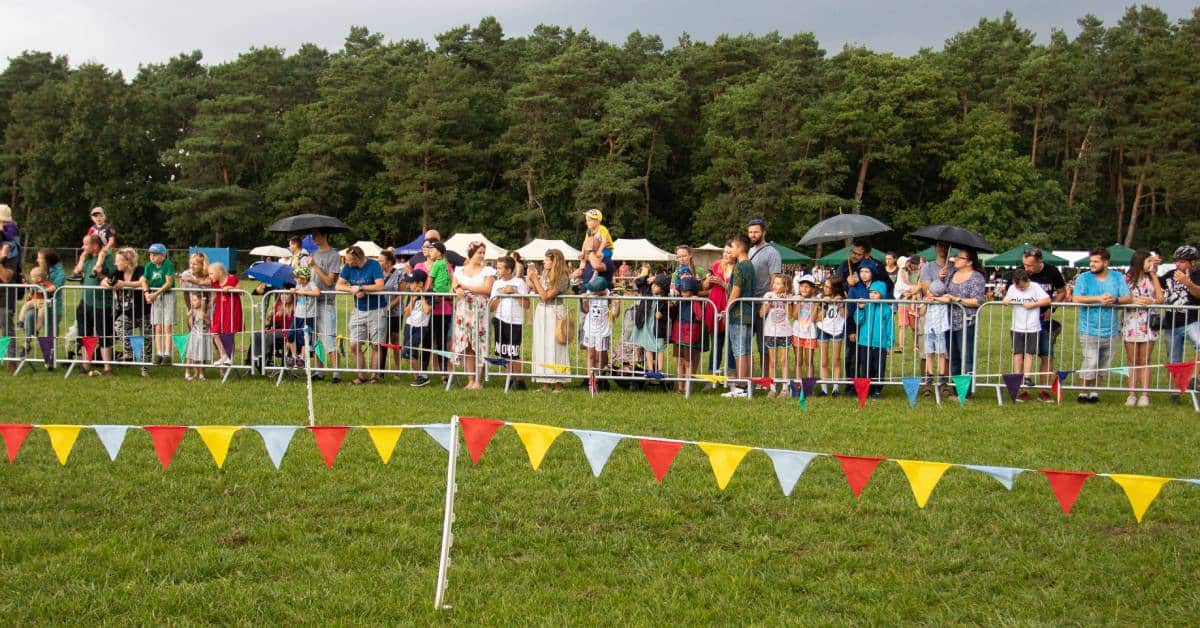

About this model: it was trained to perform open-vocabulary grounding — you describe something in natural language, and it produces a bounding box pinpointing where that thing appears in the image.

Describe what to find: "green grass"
[1,370,1199,623]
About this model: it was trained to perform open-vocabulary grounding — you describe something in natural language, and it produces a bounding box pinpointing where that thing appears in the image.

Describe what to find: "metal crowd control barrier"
[723,296,969,401]
[55,285,254,382]
[1,283,52,375]
[973,300,1200,408]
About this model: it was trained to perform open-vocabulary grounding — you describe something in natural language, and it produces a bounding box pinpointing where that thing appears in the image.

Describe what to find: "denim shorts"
[729,323,753,358]
[816,328,844,342]
[923,330,947,355]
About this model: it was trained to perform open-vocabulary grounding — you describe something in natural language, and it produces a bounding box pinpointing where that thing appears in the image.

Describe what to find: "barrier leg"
[434,415,460,610]
[995,385,1003,406]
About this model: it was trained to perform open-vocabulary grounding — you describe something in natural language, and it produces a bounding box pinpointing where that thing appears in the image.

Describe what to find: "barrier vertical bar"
[434,415,461,611]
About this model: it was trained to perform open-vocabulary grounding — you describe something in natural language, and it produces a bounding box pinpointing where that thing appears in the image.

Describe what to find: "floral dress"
[1122,275,1157,343]
[452,266,496,356]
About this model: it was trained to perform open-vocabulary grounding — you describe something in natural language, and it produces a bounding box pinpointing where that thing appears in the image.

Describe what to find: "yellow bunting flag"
[1107,474,1171,523]
[696,374,729,385]
[195,426,241,469]
[42,424,83,465]
[511,423,565,471]
[896,460,953,508]
[365,426,404,464]
[698,442,753,490]
[538,363,572,374]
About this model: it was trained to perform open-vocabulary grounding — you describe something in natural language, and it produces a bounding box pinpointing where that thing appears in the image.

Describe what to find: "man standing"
[309,229,342,381]
[1161,245,1200,401]
[747,218,781,371]
[1071,247,1131,403]
[721,234,756,398]
[336,246,387,383]
[1021,247,1066,402]
[78,235,117,376]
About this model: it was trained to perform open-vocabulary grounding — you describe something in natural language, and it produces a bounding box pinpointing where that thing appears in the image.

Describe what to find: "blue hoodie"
[854,281,894,349]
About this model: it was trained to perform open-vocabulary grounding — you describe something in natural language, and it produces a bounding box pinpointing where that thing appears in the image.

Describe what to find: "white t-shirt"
[490,276,528,325]
[1005,282,1049,332]
[763,291,792,337]
[453,265,496,290]
[406,295,431,328]
[817,300,846,336]
[583,293,612,339]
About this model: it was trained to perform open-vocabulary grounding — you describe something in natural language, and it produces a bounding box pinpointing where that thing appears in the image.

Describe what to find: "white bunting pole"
[434,415,460,610]
[305,329,315,427]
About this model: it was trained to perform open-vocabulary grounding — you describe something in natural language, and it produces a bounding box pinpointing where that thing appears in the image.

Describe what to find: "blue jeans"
[948,324,977,377]
[1165,321,1200,364]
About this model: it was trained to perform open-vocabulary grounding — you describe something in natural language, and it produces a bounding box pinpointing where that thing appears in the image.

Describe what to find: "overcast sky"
[2,0,1195,77]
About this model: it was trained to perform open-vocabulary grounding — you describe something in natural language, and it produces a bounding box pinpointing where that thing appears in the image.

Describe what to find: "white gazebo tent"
[692,242,724,270]
[514,238,581,260]
[443,233,508,260]
[339,240,383,258]
[612,238,674,262]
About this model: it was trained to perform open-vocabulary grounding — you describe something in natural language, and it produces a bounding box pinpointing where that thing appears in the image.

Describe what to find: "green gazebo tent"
[1073,243,1136,267]
[771,242,814,265]
[986,243,1068,267]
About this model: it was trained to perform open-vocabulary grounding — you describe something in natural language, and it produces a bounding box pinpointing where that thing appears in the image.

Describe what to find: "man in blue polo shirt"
[336,245,386,383]
[1071,246,1131,403]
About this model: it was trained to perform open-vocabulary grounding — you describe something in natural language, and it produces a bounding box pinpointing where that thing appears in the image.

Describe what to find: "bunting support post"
[434,415,461,611]
[304,329,315,427]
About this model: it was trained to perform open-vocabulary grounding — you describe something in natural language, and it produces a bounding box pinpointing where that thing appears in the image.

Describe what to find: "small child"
[632,273,670,377]
[578,208,614,287]
[402,269,433,386]
[0,204,21,262]
[922,279,951,396]
[760,274,793,397]
[184,292,211,381]
[668,277,707,392]
[289,266,319,367]
[854,281,894,398]
[1003,268,1050,401]
[816,276,847,396]
[18,267,52,352]
[792,275,818,379]
[490,257,529,383]
[581,275,618,389]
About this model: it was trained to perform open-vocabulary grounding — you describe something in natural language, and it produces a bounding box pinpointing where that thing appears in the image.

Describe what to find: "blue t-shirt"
[1074,270,1130,337]
[340,259,385,311]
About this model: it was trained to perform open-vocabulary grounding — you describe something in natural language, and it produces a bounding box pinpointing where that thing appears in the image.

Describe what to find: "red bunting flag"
[1040,469,1095,515]
[0,423,33,463]
[80,336,99,362]
[1165,361,1197,394]
[460,417,505,465]
[378,343,403,352]
[835,454,886,498]
[750,377,774,390]
[639,439,684,483]
[143,425,188,469]
[307,426,350,468]
[853,378,871,408]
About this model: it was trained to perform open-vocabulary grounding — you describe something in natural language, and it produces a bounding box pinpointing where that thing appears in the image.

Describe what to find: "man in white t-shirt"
[1003,268,1051,401]
[489,256,529,385]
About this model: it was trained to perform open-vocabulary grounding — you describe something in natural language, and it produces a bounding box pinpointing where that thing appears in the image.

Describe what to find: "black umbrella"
[797,213,892,246]
[909,225,994,253]
[267,213,350,233]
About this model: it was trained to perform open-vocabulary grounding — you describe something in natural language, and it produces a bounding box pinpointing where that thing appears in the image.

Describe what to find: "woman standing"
[451,242,496,389]
[379,250,405,374]
[110,247,149,376]
[934,248,987,386]
[1122,249,1163,407]
[529,249,571,392]
[704,245,734,376]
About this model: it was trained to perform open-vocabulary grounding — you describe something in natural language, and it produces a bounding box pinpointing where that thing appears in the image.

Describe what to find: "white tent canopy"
[613,238,674,262]
[697,243,723,251]
[514,238,581,260]
[444,233,508,260]
[339,240,383,258]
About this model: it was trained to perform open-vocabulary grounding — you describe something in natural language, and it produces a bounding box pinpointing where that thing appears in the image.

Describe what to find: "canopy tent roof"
[395,233,425,256]
[771,242,813,265]
[1073,243,1136,267]
[987,243,1069,267]
[815,246,887,266]
[697,243,723,251]
[514,238,581,260]
[338,240,383,258]
[443,233,508,260]
[612,238,674,262]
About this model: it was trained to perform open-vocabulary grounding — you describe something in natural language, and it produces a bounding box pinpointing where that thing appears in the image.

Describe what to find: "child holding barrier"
[760,273,793,397]
[816,276,847,396]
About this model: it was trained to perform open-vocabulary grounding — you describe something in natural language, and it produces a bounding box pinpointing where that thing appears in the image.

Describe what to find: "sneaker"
[1137,394,1151,407]
[1022,377,1034,388]
[721,387,748,399]
[1087,392,1100,403]
[1076,393,1089,404]
[139,367,149,378]
[1125,395,1138,407]
[1017,391,1030,403]
[331,374,342,384]
[410,375,430,387]
[1038,390,1054,403]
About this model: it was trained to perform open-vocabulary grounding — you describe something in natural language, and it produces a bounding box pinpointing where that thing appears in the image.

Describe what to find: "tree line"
[2,7,1199,256]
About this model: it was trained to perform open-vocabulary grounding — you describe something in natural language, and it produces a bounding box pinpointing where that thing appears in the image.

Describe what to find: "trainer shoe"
[1076,393,1089,404]
[1137,394,1151,407]
[1087,392,1100,403]
[1038,390,1054,403]
[1017,391,1030,403]
[411,375,430,387]
[1125,394,1138,407]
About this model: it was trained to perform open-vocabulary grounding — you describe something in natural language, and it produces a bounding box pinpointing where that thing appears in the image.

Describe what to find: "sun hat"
[294,266,312,281]
[0,204,11,221]
[90,206,105,217]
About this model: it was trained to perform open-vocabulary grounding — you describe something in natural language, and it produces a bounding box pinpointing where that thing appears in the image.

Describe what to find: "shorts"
[897,306,919,328]
[582,333,610,351]
[729,323,753,358]
[792,337,817,350]
[79,305,114,348]
[816,328,844,342]
[1011,331,1039,356]
[349,308,387,343]
[1036,319,1061,357]
[289,317,313,346]
[492,319,523,359]
[150,293,175,325]
[403,325,429,358]
[766,335,791,349]
[315,301,337,352]
[1080,334,1117,380]
[923,330,947,356]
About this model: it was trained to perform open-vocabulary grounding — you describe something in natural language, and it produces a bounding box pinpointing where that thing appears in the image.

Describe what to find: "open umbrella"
[909,225,994,253]
[798,214,891,246]
[267,214,350,233]
[245,261,295,288]
[249,245,291,259]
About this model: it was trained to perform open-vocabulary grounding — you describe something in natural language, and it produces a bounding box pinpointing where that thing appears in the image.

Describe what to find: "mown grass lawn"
[1,369,1198,623]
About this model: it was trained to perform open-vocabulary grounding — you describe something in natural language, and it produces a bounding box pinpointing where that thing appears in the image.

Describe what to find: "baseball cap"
[797,274,816,286]
[748,218,765,227]
[584,208,603,221]
[148,243,167,255]
[678,277,700,293]
[402,269,428,283]
[90,207,105,217]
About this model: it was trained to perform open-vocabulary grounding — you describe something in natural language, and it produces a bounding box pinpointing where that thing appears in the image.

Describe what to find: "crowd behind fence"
[1,282,1197,408]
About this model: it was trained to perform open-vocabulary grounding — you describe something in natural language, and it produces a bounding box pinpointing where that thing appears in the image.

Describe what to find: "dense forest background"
[2,7,1199,255]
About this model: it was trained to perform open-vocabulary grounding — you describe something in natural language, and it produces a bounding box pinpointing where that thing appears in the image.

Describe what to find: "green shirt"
[429,258,451,292]
[81,251,116,308]
[144,259,175,290]
[728,260,756,326]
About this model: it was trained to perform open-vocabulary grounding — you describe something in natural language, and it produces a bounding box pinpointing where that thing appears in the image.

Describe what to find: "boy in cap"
[141,243,176,364]
[401,268,433,386]
[578,208,615,289]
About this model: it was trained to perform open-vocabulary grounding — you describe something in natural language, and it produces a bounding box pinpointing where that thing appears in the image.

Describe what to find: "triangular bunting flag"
[92,425,131,461]
[420,424,452,452]
[460,417,504,465]
[696,374,728,385]
[895,460,952,508]
[697,442,752,490]
[797,387,807,409]
[42,424,83,465]
[1107,474,1171,523]
[639,439,684,483]
[432,349,457,361]
[853,378,871,408]
[1165,362,1197,393]
[172,334,189,361]
[750,377,774,390]
[901,376,921,407]
[572,430,623,478]
[218,333,235,357]
[801,377,817,398]
[307,426,350,468]
[81,336,99,361]
[38,336,55,365]
[511,423,565,470]
[763,449,819,497]
[0,336,10,358]
[1040,469,1095,515]
[312,339,327,364]
[0,424,33,463]
[963,465,1024,490]
[364,426,404,464]
[254,426,299,469]
[1111,366,1130,378]
[483,357,508,367]
[128,335,145,360]
[788,380,802,398]
[1052,370,1070,402]
[195,426,240,469]
[143,425,188,469]
[834,454,886,498]
[539,362,571,374]
[1001,373,1023,403]
[951,375,972,404]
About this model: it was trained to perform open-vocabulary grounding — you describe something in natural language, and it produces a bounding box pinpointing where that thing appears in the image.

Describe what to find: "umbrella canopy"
[909,224,994,253]
[514,238,582,260]
[986,243,1068,267]
[770,242,813,265]
[300,235,318,253]
[816,246,887,267]
[395,233,425,256]
[612,238,674,262]
[1073,243,1137,267]
[798,213,891,246]
[245,261,294,288]
[339,240,383,258]
[443,233,508,260]
[249,245,291,259]
[267,213,350,233]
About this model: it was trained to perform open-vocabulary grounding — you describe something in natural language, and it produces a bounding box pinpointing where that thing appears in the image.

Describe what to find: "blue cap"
[148,243,167,255]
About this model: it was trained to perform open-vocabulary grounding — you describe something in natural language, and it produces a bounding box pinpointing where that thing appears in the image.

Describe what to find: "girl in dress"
[759,274,793,397]
[184,292,212,381]
[1122,249,1163,407]
[792,276,818,379]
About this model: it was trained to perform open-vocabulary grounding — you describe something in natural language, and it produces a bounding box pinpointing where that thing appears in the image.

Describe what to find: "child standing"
[581,275,618,390]
[141,243,175,365]
[922,280,951,397]
[792,275,818,379]
[632,273,669,376]
[401,269,433,387]
[668,277,707,392]
[289,266,319,367]
[855,281,894,398]
[184,292,211,380]
[490,257,529,384]
[760,274,793,397]
[816,276,847,395]
[1003,268,1050,401]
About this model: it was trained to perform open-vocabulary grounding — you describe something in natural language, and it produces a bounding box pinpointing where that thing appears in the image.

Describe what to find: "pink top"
[210,274,243,334]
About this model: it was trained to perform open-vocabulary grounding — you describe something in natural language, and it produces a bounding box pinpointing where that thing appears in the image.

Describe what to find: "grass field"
[1,369,1199,623]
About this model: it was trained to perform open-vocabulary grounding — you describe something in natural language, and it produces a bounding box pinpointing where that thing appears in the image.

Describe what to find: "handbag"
[556,310,575,345]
